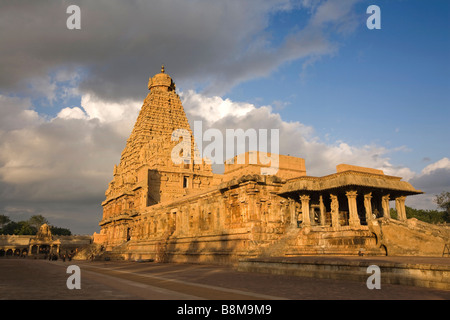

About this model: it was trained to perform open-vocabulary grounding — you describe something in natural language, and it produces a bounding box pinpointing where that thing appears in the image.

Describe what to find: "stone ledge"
[237,256,450,290]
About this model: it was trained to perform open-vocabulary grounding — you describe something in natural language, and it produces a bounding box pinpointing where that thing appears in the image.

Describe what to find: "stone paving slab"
[1,257,450,301]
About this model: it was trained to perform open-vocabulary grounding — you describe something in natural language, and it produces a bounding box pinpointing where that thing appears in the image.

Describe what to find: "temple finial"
[161,65,165,73]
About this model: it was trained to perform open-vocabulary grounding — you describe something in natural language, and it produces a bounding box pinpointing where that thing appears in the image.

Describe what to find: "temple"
[0,224,91,258]
[93,67,448,263]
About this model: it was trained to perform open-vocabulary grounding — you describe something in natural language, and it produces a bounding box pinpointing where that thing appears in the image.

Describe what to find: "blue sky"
[225,0,450,174]
[0,0,448,234]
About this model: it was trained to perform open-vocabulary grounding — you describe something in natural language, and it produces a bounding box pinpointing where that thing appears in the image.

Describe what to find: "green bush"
[0,214,72,235]
[390,206,449,224]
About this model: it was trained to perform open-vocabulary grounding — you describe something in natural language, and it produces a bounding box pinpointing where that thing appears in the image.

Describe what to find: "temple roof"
[278,170,423,196]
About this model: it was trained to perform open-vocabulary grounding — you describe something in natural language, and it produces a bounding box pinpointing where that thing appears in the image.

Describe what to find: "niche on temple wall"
[147,170,162,206]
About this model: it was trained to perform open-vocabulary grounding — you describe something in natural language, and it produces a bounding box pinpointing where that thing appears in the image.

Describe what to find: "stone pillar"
[299,195,311,226]
[330,194,340,228]
[346,190,360,227]
[247,189,258,221]
[319,195,326,226]
[382,194,391,218]
[395,196,407,221]
[309,207,315,226]
[364,192,373,222]
[171,210,178,232]
[289,198,297,226]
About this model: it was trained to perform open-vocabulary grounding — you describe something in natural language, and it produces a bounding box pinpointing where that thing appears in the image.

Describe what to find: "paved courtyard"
[1,258,449,300]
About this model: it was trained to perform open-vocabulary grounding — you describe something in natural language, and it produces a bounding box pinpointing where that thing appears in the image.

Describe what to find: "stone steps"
[259,226,384,257]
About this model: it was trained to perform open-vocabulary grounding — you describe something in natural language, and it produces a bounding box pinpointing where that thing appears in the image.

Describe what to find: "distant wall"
[0,234,93,256]
[0,235,33,246]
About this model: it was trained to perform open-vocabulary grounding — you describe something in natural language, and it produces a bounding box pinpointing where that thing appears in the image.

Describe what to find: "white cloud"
[421,157,450,175]
[80,93,141,124]
[180,90,255,124]
[57,107,88,120]
[310,0,360,33]
[182,91,414,178]
[0,95,138,233]
[0,95,41,132]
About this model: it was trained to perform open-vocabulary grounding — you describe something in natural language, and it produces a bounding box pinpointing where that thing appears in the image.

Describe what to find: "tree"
[435,191,450,212]
[0,215,73,235]
[390,206,449,224]
[28,215,49,230]
[0,215,11,229]
[1,221,18,235]
[50,226,72,236]
[435,191,450,222]
[14,221,37,235]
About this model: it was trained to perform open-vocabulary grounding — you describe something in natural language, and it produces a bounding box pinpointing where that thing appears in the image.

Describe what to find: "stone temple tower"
[100,66,215,243]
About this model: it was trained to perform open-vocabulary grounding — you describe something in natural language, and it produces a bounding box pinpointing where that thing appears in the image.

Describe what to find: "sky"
[0,0,449,234]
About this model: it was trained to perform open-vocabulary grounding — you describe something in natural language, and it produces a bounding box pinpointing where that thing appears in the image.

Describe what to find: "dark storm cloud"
[0,0,356,101]
[409,168,450,200]
[0,95,131,234]
[0,116,125,234]
[406,161,450,211]
[0,0,370,234]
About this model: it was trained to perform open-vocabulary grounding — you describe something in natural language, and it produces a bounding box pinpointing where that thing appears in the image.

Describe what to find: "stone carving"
[36,223,52,241]
[330,194,340,228]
